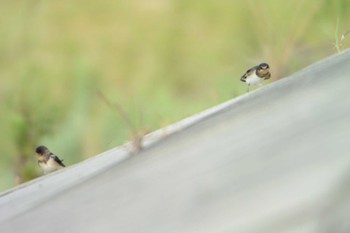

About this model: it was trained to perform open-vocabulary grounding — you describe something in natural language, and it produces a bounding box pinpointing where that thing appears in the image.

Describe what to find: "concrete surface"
[1,49,350,233]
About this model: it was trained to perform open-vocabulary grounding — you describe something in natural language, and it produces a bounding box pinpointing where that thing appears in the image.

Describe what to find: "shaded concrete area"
[1,49,350,233]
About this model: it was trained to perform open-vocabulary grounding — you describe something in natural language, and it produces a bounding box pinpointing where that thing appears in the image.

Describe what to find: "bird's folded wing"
[241,66,257,81]
[50,154,65,167]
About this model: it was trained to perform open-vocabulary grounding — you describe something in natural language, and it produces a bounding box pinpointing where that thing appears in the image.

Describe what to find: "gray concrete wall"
[1,49,350,233]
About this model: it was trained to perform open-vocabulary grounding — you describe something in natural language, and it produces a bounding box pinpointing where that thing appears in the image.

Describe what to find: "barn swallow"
[240,63,271,92]
[35,145,65,174]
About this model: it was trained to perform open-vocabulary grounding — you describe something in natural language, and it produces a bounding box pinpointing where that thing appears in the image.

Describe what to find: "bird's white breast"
[39,158,63,174]
[245,72,264,86]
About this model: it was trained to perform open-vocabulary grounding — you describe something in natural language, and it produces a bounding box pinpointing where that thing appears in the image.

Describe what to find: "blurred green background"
[0,0,349,191]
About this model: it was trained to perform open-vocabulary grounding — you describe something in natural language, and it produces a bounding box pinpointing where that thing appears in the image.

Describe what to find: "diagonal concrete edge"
[0,59,270,222]
[1,49,350,233]
[0,86,251,223]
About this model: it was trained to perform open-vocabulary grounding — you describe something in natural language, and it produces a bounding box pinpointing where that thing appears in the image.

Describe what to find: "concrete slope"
[1,49,350,233]
[0,76,241,223]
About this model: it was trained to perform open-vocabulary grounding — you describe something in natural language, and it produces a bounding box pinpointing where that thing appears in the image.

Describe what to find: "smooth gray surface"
[0,77,246,223]
[1,49,350,233]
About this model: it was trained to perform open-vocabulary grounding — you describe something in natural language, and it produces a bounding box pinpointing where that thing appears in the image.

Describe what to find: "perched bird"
[240,63,271,92]
[35,145,65,174]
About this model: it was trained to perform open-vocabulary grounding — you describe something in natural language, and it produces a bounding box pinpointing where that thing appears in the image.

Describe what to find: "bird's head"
[258,63,269,71]
[35,145,49,156]
[257,63,270,76]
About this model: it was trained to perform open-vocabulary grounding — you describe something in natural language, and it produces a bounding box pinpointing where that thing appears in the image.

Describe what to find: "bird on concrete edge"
[35,145,65,174]
[240,62,271,92]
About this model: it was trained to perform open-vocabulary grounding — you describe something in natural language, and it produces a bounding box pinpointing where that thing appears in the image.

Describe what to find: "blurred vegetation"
[0,0,349,191]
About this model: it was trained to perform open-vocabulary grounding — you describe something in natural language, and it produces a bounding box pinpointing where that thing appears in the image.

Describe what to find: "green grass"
[0,0,349,191]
